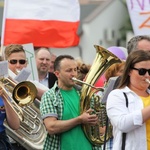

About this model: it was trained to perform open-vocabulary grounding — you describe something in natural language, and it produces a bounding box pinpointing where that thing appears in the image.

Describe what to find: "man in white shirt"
[35,47,57,88]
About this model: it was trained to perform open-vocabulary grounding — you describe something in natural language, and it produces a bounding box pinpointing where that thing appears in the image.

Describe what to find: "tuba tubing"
[72,77,104,90]
[79,45,121,146]
[1,83,23,121]
[0,77,47,150]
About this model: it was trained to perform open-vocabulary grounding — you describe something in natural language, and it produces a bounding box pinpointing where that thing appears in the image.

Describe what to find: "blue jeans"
[0,131,13,150]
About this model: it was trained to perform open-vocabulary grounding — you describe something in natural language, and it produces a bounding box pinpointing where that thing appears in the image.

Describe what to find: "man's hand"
[79,108,98,125]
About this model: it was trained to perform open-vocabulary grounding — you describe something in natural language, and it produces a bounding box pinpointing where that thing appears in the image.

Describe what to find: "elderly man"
[35,47,57,88]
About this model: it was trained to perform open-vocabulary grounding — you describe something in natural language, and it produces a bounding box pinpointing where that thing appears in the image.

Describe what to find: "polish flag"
[1,0,80,48]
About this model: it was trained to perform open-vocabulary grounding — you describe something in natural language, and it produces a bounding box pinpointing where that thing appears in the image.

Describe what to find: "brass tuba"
[73,45,121,146]
[0,76,47,150]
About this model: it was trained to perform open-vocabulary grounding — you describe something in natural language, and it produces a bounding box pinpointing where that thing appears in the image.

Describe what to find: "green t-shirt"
[60,88,92,150]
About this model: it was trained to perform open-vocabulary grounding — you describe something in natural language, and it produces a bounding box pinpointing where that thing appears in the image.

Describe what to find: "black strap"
[103,116,109,150]
[123,93,128,107]
[122,92,128,150]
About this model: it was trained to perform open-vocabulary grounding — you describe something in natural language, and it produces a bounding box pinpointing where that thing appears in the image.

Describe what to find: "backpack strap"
[122,92,128,150]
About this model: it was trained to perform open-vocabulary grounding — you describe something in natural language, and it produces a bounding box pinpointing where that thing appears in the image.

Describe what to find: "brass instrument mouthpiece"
[145,79,150,84]
[16,69,21,75]
[72,77,97,89]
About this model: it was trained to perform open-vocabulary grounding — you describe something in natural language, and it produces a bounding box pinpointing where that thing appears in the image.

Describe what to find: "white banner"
[126,0,150,35]
[23,43,38,81]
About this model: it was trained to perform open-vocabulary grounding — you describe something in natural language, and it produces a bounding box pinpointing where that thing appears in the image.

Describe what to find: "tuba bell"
[0,76,47,150]
[73,45,121,146]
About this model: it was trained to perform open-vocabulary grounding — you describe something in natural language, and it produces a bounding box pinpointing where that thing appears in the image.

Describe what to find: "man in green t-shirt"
[40,55,101,150]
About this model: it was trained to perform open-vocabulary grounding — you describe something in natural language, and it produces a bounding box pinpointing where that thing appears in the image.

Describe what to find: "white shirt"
[106,86,148,150]
[39,73,49,88]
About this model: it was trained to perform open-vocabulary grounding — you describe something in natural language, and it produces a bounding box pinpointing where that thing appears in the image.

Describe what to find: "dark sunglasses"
[131,67,150,76]
[8,59,27,65]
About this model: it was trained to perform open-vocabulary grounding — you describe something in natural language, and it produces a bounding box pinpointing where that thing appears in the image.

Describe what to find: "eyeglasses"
[8,59,27,65]
[131,67,150,76]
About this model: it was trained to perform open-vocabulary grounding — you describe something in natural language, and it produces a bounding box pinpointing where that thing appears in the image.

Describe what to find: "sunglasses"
[8,59,27,65]
[131,67,150,76]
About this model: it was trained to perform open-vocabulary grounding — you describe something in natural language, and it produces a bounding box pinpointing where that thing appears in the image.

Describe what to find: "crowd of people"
[0,35,150,150]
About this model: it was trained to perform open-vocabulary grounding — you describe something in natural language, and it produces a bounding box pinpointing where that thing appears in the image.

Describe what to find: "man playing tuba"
[2,44,48,150]
[40,55,100,150]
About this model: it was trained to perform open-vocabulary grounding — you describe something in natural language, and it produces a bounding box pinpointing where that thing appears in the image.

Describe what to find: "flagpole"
[1,0,8,59]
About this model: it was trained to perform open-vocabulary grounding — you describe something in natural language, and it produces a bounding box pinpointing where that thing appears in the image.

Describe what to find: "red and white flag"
[1,0,80,48]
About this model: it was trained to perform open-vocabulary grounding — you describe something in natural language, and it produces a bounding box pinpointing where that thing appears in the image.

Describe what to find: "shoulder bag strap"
[122,92,128,150]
